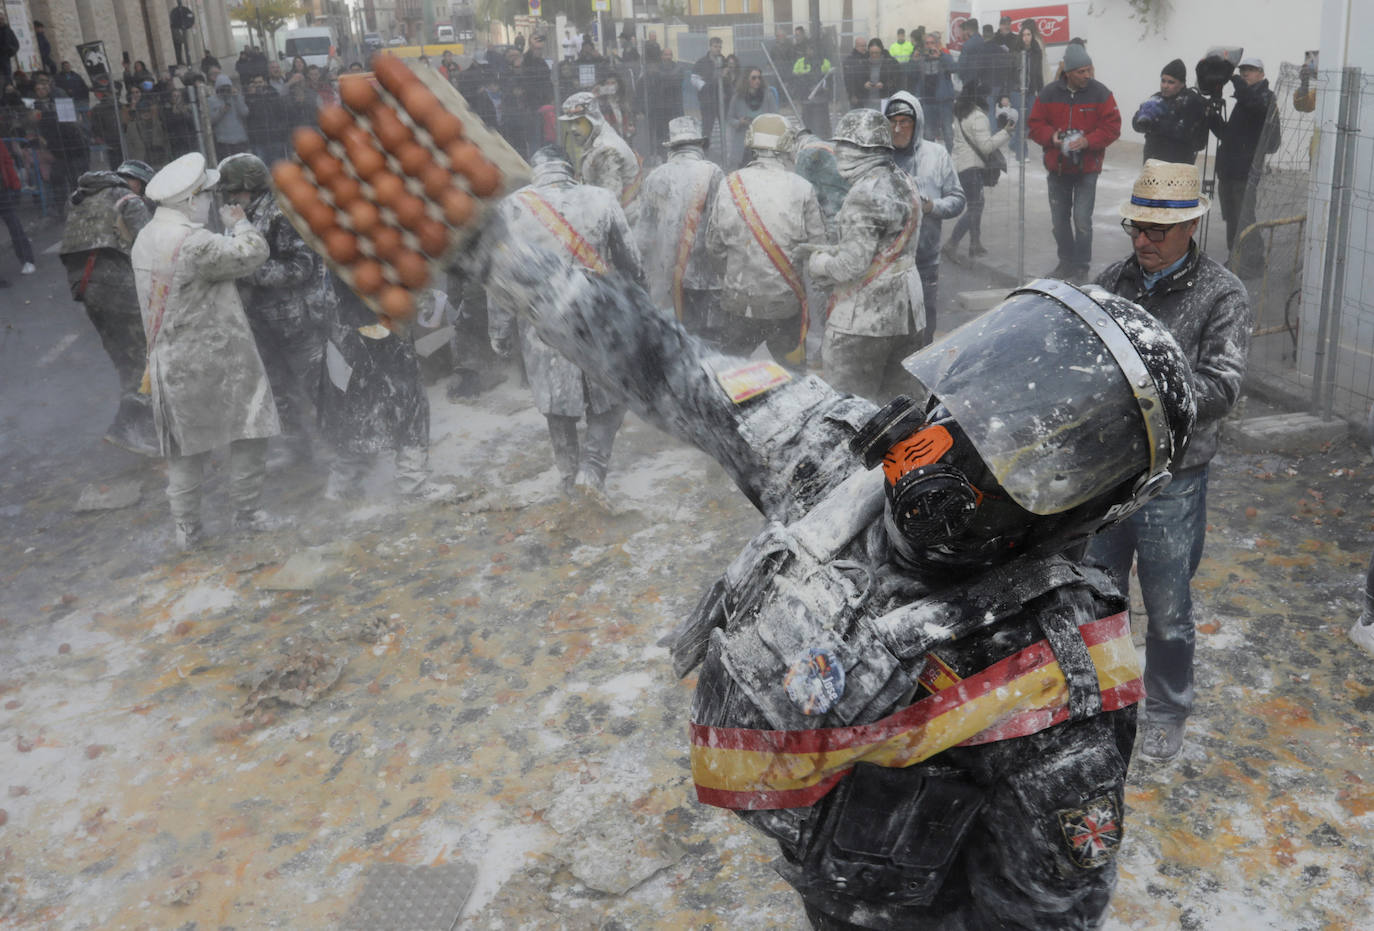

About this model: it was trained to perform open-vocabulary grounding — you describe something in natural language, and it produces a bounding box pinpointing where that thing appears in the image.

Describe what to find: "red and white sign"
[947,11,970,52]
[1001,5,1072,45]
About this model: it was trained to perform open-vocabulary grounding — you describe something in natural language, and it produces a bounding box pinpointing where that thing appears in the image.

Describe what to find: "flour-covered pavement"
[2,326,1373,927]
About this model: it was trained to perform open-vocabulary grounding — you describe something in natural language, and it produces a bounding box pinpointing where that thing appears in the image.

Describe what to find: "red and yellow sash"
[518,189,609,275]
[671,178,712,321]
[825,197,920,318]
[690,611,1143,811]
[621,152,643,207]
[726,172,808,364]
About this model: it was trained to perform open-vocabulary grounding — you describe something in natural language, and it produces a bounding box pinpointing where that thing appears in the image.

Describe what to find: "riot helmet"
[215,153,271,194]
[529,143,575,184]
[744,113,795,153]
[831,108,894,150]
[850,279,1196,572]
[115,159,156,186]
[557,91,601,147]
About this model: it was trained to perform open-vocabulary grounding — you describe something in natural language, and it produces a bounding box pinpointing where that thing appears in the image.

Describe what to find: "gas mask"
[851,279,1198,574]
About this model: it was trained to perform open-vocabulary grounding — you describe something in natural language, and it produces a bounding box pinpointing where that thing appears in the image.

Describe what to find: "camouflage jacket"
[240,189,321,322]
[59,172,153,258]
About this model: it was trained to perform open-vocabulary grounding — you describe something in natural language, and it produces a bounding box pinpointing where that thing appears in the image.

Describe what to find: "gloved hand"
[220,204,246,227]
[490,332,513,358]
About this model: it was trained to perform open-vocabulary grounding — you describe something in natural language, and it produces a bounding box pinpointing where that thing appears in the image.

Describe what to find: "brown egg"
[368,172,405,212]
[379,285,416,321]
[423,110,465,148]
[317,104,354,141]
[369,224,404,263]
[418,162,453,200]
[391,192,428,230]
[347,200,381,236]
[301,199,338,238]
[346,138,387,180]
[273,159,306,191]
[398,83,440,124]
[439,187,476,226]
[291,127,328,162]
[463,158,502,198]
[324,227,360,264]
[392,249,429,289]
[370,107,415,151]
[328,173,363,209]
[307,150,346,188]
[445,139,479,173]
[395,141,432,178]
[352,259,385,295]
[414,217,450,257]
[339,74,381,113]
[372,54,418,97]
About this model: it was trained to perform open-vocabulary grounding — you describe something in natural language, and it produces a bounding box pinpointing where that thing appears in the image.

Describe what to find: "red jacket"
[0,142,20,192]
[1027,77,1121,175]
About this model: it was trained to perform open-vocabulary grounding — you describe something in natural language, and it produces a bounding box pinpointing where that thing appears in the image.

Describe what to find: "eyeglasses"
[1121,220,1177,242]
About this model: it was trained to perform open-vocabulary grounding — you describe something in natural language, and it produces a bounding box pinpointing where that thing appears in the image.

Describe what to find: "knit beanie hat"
[1062,42,1091,72]
[1162,58,1186,83]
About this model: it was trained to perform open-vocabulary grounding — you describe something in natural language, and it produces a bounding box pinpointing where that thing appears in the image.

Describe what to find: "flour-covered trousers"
[1085,467,1209,724]
[546,407,626,487]
[166,437,269,522]
[327,446,431,496]
[822,328,926,403]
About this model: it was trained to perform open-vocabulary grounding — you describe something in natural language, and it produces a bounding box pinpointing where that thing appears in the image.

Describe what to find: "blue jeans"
[1085,468,1209,723]
[1046,170,1098,271]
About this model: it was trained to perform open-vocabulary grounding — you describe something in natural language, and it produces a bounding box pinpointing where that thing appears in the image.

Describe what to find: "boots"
[174,519,204,551]
[103,395,160,457]
[968,237,988,259]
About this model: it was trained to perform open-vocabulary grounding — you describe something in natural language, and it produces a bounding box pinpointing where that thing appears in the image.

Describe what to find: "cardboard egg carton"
[274,55,531,325]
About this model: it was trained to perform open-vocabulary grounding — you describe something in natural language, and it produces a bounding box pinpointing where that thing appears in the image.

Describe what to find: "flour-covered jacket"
[707,152,826,320]
[888,92,965,269]
[58,171,154,302]
[241,189,320,322]
[635,146,724,313]
[1096,243,1249,470]
[792,135,849,229]
[579,119,642,225]
[809,155,923,337]
[489,165,644,418]
[131,207,277,456]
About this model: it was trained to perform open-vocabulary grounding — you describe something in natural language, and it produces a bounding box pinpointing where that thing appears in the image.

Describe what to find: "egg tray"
[274,58,531,325]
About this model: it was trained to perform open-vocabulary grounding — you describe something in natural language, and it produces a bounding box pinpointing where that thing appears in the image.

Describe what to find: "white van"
[435,24,455,43]
[283,26,336,69]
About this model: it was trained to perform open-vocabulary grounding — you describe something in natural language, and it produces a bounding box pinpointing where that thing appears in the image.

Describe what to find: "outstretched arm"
[471,226,876,522]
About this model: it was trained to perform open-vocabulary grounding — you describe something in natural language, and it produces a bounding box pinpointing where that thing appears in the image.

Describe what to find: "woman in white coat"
[942,81,1013,260]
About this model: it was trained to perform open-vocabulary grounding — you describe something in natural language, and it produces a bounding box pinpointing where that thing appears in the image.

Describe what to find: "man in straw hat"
[130,151,277,551]
[1085,158,1251,763]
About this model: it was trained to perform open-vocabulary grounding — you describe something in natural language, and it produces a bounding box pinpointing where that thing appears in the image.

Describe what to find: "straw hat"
[1119,159,1210,224]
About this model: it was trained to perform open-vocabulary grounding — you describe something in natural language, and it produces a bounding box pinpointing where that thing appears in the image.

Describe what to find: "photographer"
[1207,57,1276,275]
[209,74,250,158]
[1132,59,1209,165]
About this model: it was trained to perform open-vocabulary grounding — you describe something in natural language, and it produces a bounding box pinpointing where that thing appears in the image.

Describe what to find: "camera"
[1196,46,1242,99]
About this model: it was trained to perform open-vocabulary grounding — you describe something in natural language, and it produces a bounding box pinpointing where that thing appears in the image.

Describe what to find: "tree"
[230,0,310,53]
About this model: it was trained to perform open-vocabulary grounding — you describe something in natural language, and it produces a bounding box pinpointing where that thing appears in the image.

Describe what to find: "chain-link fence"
[1244,62,1374,426]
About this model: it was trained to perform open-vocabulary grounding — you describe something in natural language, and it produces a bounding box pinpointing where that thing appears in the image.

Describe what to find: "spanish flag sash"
[726,172,809,363]
[690,611,1143,811]
[825,196,920,318]
[621,152,644,207]
[517,189,609,275]
[671,178,712,321]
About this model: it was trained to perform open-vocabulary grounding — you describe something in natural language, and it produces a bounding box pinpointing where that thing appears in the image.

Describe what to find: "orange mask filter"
[882,424,955,485]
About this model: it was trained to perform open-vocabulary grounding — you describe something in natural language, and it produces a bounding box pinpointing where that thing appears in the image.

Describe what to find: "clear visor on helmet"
[900,290,1153,515]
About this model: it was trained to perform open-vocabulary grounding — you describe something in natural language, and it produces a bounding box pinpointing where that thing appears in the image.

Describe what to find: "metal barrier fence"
[1243,63,1374,425]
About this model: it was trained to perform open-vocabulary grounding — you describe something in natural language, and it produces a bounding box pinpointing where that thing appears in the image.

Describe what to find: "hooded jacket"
[1027,75,1121,175]
[1096,244,1250,470]
[489,159,644,418]
[888,92,965,269]
[707,150,826,320]
[635,144,724,311]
